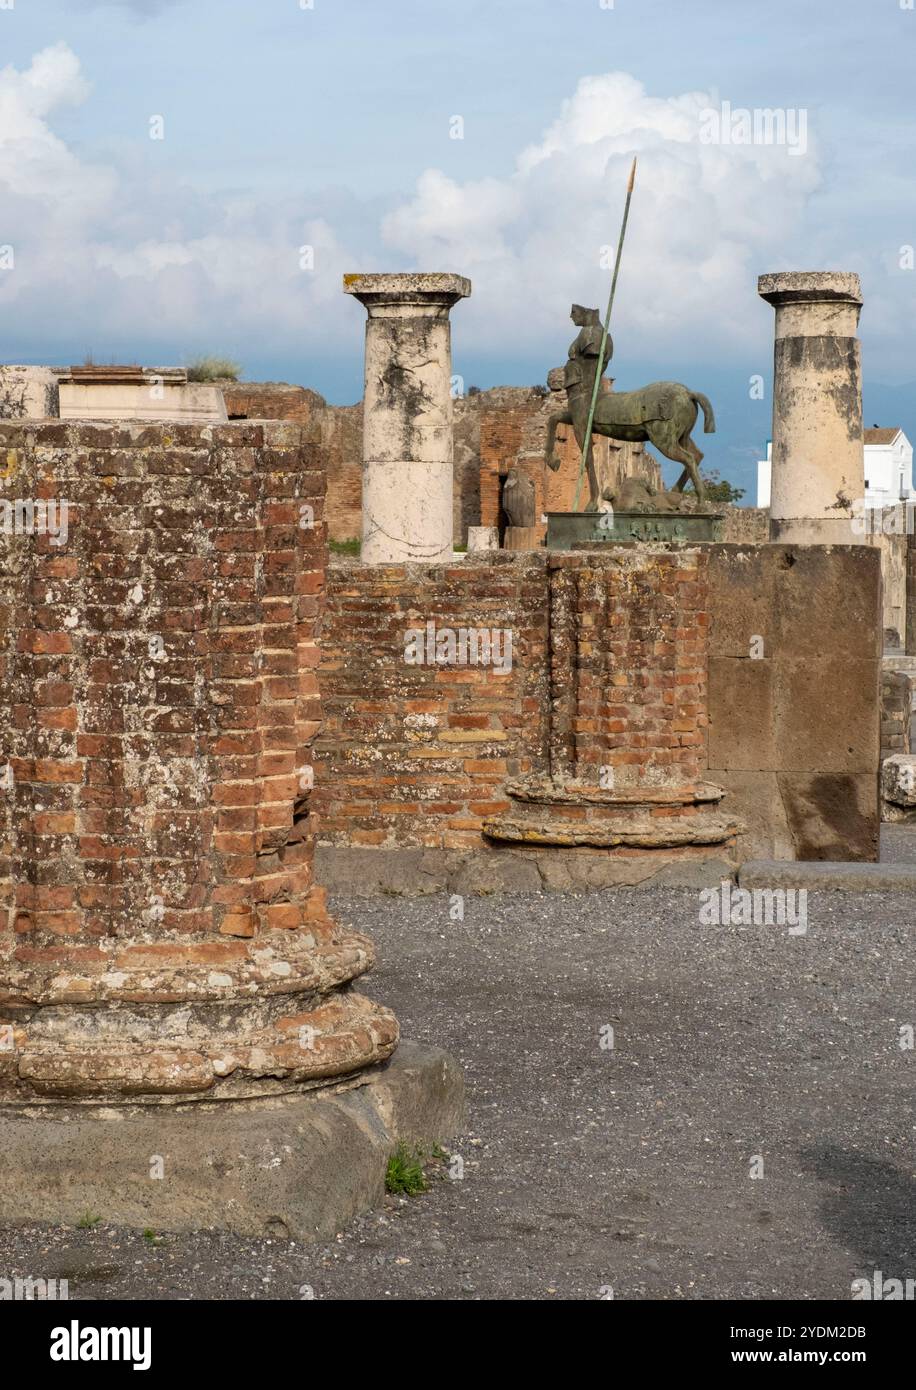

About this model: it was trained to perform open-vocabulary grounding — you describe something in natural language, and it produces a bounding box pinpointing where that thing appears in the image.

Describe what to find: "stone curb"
[0,1041,464,1241]
[739,860,916,892]
[316,844,738,896]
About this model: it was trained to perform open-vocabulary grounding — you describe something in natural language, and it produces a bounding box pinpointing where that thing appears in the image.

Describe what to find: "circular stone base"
[0,1041,464,1240]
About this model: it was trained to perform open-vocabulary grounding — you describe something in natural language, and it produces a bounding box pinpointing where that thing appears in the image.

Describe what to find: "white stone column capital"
[758,272,862,340]
[758,270,862,307]
[344,272,471,317]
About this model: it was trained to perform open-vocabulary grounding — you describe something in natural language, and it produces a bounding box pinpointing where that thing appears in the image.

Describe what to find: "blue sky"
[1,0,915,499]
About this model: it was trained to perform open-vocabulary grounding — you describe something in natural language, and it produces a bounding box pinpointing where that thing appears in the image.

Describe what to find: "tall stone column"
[344,272,471,563]
[758,271,864,544]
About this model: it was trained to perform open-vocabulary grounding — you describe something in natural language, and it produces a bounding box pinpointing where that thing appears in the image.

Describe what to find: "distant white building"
[757,428,914,508]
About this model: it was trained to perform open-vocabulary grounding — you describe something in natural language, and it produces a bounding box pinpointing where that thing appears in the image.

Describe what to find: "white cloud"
[382,73,823,366]
[0,45,363,362]
[5,52,890,380]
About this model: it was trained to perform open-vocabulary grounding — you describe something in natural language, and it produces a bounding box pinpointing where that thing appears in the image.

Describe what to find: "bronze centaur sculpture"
[546,305,716,509]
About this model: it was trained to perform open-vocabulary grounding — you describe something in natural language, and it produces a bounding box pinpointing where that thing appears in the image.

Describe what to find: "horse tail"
[690,390,716,434]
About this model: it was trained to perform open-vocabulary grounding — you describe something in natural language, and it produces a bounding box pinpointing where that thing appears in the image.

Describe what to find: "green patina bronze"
[546,303,719,513]
[545,508,725,550]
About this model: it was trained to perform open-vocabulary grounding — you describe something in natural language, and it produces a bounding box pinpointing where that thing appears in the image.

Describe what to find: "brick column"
[344,272,470,564]
[0,420,397,1104]
[758,271,864,544]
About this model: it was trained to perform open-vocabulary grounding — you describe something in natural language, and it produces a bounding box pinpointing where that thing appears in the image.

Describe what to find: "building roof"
[864,427,902,445]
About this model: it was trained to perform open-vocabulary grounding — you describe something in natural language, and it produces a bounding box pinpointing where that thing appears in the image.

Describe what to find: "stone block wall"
[707,544,881,860]
[881,669,913,756]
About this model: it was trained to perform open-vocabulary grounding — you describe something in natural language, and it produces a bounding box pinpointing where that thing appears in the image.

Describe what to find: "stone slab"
[546,509,724,548]
[58,381,228,423]
[0,1040,464,1241]
[0,365,61,418]
[316,844,739,896]
[739,860,916,892]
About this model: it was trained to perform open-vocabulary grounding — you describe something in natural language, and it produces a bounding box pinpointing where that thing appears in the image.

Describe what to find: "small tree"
[685,468,745,504]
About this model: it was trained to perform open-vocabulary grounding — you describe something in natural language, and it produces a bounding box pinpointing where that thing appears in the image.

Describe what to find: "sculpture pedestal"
[504,524,545,550]
[546,510,725,549]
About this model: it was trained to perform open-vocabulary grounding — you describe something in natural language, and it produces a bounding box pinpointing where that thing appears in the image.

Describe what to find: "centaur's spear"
[572,155,637,513]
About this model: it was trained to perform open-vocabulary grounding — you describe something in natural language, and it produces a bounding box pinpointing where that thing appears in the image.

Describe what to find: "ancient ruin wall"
[707,544,881,860]
[546,550,708,788]
[0,418,396,1103]
[316,545,880,866]
[314,554,549,849]
[314,549,709,847]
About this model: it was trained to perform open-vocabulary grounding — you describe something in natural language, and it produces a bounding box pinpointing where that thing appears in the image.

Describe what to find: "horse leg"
[584,433,600,511]
[545,409,573,472]
[679,432,706,503]
[566,407,600,511]
[646,422,703,498]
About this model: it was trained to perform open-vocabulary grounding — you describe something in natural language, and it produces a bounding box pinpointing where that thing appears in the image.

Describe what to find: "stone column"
[906,530,916,655]
[758,271,864,544]
[0,418,463,1238]
[344,272,471,563]
[0,419,397,1107]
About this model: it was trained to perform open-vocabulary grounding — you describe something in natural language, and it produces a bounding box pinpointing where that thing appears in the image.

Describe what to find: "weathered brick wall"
[314,548,709,849]
[316,543,881,865]
[547,550,708,787]
[222,382,322,424]
[319,403,362,544]
[219,382,363,544]
[0,419,326,943]
[314,554,549,848]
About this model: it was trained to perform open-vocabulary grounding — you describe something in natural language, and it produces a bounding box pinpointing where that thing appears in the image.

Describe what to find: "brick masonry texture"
[317,544,880,864]
[220,381,659,547]
[314,554,549,851]
[314,548,709,849]
[545,550,708,788]
[221,383,362,545]
[0,419,396,1103]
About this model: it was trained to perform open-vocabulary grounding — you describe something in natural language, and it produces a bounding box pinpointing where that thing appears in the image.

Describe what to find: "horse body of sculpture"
[546,305,716,510]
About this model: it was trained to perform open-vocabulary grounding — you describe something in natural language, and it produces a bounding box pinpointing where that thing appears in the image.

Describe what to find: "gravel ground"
[879,824,916,862]
[1,885,914,1301]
